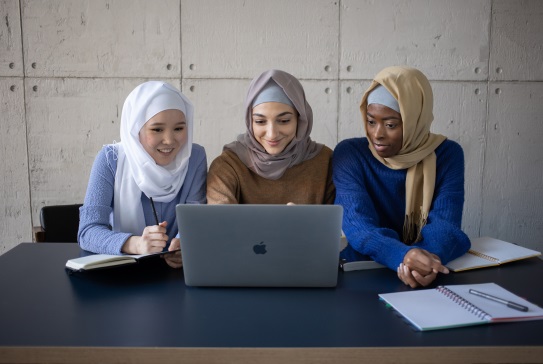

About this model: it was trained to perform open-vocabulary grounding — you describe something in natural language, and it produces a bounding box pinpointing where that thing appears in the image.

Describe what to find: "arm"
[333,140,411,270]
[206,152,241,204]
[412,140,471,263]
[77,146,133,255]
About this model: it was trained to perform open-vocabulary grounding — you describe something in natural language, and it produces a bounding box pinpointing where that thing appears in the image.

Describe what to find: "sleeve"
[206,152,241,204]
[333,140,410,270]
[77,146,133,255]
[323,149,336,205]
[412,141,471,263]
[184,145,208,204]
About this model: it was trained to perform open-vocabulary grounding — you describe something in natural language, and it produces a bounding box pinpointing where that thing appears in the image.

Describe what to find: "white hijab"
[113,81,193,235]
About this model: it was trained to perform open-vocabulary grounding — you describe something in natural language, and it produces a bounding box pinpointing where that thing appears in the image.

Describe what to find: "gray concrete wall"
[1,0,542,254]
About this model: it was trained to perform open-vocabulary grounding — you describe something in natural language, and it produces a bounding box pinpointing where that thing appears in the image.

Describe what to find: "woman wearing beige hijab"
[207,69,335,204]
[333,66,470,288]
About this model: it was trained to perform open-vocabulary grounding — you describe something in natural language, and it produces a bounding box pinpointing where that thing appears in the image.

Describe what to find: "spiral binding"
[436,286,491,321]
[468,249,499,262]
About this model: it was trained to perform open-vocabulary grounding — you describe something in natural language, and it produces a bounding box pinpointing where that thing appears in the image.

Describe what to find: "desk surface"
[1,243,542,364]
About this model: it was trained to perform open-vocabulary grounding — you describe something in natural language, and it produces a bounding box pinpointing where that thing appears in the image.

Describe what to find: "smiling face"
[252,102,298,155]
[139,109,187,166]
[366,103,403,158]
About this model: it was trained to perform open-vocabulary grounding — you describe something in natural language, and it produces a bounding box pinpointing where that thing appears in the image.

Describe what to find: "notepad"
[65,250,179,272]
[379,283,543,331]
[446,236,541,272]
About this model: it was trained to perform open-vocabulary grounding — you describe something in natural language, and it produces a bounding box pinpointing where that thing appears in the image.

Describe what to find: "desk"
[1,243,542,364]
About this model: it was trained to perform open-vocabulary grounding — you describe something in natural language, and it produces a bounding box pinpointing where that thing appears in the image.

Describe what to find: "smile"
[158,148,174,153]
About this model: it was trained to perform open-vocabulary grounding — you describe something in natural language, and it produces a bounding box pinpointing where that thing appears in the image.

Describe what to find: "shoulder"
[190,143,207,164]
[209,149,246,174]
[93,144,118,171]
[334,137,369,154]
[436,139,464,162]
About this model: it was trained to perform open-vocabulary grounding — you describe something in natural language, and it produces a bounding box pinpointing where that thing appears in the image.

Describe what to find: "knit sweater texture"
[78,144,207,255]
[333,138,470,270]
[207,147,335,204]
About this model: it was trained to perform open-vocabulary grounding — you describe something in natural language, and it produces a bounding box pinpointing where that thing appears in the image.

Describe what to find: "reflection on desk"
[1,243,542,364]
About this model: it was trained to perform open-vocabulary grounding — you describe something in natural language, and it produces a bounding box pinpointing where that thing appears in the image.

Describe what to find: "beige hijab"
[360,66,446,244]
[224,69,323,180]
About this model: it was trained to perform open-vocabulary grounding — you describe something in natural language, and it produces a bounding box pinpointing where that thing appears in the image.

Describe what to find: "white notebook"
[446,237,541,272]
[379,282,543,331]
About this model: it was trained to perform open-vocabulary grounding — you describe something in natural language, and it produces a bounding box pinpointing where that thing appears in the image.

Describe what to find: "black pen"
[149,197,160,226]
[469,289,529,312]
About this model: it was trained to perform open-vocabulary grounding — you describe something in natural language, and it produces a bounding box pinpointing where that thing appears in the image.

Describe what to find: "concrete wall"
[1,0,542,255]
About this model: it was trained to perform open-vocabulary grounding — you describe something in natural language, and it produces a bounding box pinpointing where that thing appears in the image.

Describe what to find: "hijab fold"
[113,81,193,235]
[224,69,323,180]
[361,66,446,244]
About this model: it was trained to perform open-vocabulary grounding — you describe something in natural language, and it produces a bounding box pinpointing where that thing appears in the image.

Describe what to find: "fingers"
[164,251,183,269]
[403,249,449,276]
[397,263,439,288]
[140,224,168,253]
[169,238,180,251]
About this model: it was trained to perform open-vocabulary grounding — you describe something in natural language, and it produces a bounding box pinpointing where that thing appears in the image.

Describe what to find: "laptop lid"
[176,204,343,287]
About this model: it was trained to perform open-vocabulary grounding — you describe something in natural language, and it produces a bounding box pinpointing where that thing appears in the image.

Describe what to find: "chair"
[33,204,83,243]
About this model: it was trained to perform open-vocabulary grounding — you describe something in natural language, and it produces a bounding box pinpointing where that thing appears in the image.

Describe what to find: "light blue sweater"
[78,144,207,255]
[333,138,470,270]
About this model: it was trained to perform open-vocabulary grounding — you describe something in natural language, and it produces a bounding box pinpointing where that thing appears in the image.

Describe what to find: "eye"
[175,126,185,131]
[151,128,163,133]
[278,119,291,124]
[367,119,376,126]
[386,123,398,129]
[253,119,266,125]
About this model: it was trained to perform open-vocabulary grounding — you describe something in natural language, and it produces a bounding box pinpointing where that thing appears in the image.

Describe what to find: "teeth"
[159,149,173,153]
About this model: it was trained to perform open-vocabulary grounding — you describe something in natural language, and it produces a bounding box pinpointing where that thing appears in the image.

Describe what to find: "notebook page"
[470,237,541,264]
[446,283,543,321]
[379,289,488,331]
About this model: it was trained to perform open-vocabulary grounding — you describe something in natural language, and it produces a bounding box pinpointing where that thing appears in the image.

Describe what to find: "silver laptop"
[176,204,343,287]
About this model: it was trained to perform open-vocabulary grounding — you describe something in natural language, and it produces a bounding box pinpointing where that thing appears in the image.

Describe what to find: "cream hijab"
[113,81,193,235]
[224,69,323,180]
[360,66,446,244]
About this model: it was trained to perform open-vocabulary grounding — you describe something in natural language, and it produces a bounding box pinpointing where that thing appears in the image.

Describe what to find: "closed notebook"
[379,282,543,331]
[65,250,178,272]
[446,236,541,272]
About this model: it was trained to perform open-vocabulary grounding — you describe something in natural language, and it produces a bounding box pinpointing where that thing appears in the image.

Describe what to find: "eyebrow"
[366,112,401,121]
[252,111,294,118]
[148,120,187,126]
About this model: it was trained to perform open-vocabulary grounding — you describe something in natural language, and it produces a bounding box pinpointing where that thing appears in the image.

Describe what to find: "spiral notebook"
[446,237,541,272]
[379,283,543,331]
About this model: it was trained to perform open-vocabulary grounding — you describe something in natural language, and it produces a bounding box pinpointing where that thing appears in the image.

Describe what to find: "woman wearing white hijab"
[207,69,335,204]
[333,66,470,288]
[78,81,207,268]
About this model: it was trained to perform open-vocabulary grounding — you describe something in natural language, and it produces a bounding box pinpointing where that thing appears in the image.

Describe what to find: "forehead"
[367,103,402,119]
[146,109,186,123]
[252,102,296,116]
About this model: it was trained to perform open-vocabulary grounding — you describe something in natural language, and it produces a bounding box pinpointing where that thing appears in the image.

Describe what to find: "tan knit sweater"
[207,147,335,205]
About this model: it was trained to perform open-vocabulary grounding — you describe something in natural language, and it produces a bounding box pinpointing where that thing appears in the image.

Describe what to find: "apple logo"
[253,241,267,254]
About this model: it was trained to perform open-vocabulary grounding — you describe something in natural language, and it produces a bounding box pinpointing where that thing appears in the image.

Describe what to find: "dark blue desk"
[1,243,542,363]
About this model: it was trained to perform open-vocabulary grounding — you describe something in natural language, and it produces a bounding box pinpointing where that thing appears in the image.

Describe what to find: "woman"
[78,81,207,268]
[207,69,335,204]
[333,66,470,288]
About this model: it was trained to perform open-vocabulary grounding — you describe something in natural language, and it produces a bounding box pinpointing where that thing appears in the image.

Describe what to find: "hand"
[122,221,168,254]
[403,248,449,276]
[163,238,183,269]
[397,262,438,288]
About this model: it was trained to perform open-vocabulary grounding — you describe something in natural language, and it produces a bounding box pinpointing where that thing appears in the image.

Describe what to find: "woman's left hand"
[163,238,183,269]
[397,262,437,288]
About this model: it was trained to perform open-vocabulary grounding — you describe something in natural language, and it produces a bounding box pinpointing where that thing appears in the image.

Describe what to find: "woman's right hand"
[122,222,168,254]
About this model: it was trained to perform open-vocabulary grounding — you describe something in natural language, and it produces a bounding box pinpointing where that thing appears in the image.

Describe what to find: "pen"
[149,197,159,226]
[469,289,529,312]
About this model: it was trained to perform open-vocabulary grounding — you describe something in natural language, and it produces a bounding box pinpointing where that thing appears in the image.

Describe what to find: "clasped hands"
[397,248,449,288]
[122,221,183,269]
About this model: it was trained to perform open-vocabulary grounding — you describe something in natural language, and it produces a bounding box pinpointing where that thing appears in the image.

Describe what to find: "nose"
[162,130,174,144]
[373,123,385,140]
[265,123,278,139]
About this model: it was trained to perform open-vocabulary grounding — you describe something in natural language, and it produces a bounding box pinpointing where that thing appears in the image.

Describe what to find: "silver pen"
[469,289,529,312]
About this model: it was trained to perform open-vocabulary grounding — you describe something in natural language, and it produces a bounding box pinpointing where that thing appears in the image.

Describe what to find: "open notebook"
[446,237,541,272]
[379,282,543,331]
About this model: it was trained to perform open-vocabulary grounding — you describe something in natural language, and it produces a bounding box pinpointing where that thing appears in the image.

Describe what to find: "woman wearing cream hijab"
[333,66,470,288]
[78,81,207,268]
[207,69,335,204]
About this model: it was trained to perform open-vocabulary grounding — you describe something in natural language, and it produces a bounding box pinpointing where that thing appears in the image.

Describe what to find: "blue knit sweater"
[77,144,207,255]
[333,138,470,270]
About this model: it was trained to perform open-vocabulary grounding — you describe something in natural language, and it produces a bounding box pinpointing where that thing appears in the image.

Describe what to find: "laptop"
[176,204,343,287]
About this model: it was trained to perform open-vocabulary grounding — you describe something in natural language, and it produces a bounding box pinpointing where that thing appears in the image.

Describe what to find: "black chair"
[33,204,83,243]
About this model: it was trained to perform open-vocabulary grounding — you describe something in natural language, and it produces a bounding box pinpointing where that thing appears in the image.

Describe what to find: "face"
[252,102,298,155]
[366,103,403,158]
[139,109,187,166]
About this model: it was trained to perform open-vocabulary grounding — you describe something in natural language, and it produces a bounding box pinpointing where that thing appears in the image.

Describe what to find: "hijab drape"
[224,69,323,180]
[113,81,193,235]
[360,66,446,244]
